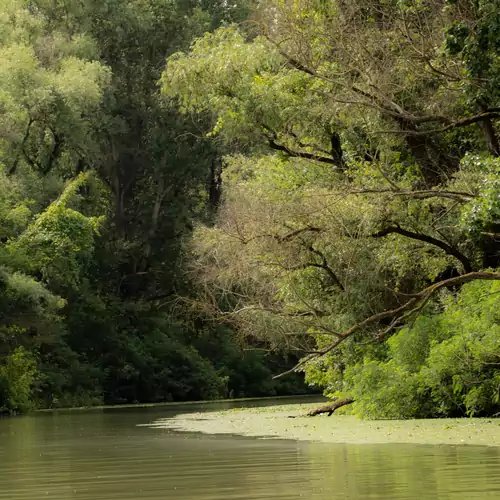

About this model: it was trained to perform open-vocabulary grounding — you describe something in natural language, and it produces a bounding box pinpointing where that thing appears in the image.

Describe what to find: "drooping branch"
[274,272,500,379]
[370,224,472,273]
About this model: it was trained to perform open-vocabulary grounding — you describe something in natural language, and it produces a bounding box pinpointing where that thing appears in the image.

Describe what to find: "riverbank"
[146,402,500,446]
[35,394,322,413]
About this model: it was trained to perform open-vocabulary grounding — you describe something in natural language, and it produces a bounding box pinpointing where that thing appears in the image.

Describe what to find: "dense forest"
[2,0,500,419]
[0,0,309,414]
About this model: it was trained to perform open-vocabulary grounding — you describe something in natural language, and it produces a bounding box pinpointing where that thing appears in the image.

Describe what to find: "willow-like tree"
[0,0,305,414]
[162,0,500,417]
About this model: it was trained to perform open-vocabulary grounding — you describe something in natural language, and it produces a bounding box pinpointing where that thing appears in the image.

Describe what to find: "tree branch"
[274,272,500,378]
[42,127,64,175]
[267,138,338,165]
[378,109,500,136]
[307,398,354,416]
[276,226,322,242]
[370,225,472,273]
[347,188,475,201]
[9,117,34,175]
[307,246,345,291]
[270,39,500,140]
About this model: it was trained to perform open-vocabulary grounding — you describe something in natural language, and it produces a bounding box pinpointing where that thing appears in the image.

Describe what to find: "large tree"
[162,0,500,417]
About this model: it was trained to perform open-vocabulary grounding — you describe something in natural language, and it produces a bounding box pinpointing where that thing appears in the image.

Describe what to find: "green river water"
[1,398,500,499]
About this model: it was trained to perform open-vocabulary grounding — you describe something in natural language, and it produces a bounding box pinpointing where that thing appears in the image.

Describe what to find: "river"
[1,398,500,499]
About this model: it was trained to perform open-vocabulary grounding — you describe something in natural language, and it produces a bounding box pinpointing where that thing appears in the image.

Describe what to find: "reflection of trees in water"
[2,412,500,499]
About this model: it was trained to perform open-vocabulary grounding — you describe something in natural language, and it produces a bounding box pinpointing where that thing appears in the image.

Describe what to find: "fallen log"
[307,398,354,416]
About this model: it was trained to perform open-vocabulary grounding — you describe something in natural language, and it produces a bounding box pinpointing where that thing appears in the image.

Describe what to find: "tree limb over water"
[274,272,500,379]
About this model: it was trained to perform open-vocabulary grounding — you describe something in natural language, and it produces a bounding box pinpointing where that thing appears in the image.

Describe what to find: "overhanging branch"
[378,109,500,136]
[274,271,500,379]
[370,225,472,273]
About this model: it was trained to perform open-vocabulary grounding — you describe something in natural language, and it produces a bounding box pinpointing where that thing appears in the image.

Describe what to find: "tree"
[0,0,309,413]
[162,0,500,417]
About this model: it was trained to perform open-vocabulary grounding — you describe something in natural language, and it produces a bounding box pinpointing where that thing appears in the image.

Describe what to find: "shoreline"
[34,394,322,413]
[144,402,500,447]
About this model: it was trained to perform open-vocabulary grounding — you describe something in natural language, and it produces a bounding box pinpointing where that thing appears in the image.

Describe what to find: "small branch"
[283,331,341,337]
[277,226,322,242]
[347,188,475,201]
[480,232,500,239]
[307,246,345,291]
[239,225,322,245]
[375,305,422,340]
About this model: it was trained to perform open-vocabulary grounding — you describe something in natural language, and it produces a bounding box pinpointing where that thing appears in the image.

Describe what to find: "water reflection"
[1,403,500,499]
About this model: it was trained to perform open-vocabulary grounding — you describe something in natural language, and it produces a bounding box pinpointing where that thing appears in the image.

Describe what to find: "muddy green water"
[1,399,500,499]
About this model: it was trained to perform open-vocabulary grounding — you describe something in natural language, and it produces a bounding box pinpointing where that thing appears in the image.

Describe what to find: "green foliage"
[0,0,309,415]
[345,281,500,418]
[11,0,500,419]
[458,155,500,238]
[0,347,37,414]
[444,1,500,102]
[163,0,500,420]
[12,173,103,290]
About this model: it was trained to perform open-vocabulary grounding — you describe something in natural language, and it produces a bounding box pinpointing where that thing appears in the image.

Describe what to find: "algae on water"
[144,403,500,447]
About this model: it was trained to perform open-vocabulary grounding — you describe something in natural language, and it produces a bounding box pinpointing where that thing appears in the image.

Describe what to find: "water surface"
[1,399,500,499]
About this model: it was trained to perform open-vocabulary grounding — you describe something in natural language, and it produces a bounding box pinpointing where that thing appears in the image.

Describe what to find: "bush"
[342,281,500,418]
[0,347,37,414]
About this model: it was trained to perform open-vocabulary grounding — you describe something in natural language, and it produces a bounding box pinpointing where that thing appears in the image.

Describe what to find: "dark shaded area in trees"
[0,0,310,414]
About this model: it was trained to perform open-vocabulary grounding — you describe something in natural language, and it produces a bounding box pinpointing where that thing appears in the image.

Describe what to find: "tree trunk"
[307,398,354,416]
[208,156,223,212]
[477,99,500,157]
